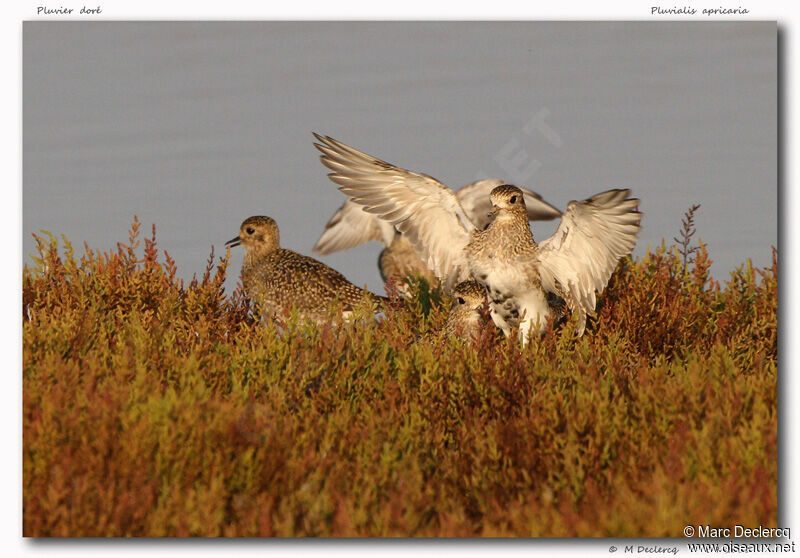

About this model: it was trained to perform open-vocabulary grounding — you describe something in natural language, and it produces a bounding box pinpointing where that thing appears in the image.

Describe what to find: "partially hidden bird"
[440,280,491,344]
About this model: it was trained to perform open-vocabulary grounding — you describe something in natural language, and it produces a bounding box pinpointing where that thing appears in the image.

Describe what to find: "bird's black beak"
[225,235,242,248]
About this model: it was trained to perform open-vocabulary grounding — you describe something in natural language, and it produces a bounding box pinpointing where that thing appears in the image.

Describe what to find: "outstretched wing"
[313,133,475,286]
[456,179,563,230]
[533,189,641,336]
[312,198,396,255]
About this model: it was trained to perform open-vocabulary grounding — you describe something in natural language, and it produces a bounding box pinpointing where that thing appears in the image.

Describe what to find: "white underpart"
[515,289,551,346]
[479,263,550,344]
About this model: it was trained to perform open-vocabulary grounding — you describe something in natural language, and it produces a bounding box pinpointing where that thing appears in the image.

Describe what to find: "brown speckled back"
[228,215,384,323]
[243,248,381,321]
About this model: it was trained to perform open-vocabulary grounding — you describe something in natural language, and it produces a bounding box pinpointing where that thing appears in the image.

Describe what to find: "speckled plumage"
[441,281,488,343]
[312,163,561,296]
[378,234,438,289]
[466,185,545,336]
[439,282,567,343]
[227,216,384,323]
[312,134,642,344]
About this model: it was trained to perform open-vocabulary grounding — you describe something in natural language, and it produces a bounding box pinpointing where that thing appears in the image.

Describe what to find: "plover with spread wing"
[313,177,561,292]
[313,134,641,344]
[226,216,386,324]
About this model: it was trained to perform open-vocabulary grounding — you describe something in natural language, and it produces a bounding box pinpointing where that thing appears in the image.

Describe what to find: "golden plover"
[313,162,562,292]
[306,195,433,289]
[441,280,490,343]
[439,281,568,344]
[377,233,438,289]
[312,135,641,344]
[226,216,385,324]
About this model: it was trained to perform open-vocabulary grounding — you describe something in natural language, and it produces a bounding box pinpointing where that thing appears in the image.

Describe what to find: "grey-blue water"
[23,22,776,296]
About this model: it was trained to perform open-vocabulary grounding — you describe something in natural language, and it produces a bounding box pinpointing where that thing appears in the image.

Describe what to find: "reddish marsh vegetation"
[23,215,777,536]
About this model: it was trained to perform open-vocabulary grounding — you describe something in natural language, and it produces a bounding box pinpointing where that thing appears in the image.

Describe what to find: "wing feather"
[534,189,642,335]
[313,134,474,286]
[312,198,396,255]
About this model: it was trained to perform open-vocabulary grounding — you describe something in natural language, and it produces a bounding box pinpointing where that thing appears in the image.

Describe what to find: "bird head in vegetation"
[443,280,489,342]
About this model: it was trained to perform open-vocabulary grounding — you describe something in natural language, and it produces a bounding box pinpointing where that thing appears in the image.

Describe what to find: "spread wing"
[533,189,641,336]
[456,179,563,230]
[313,133,475,286]
[312,198,397,255]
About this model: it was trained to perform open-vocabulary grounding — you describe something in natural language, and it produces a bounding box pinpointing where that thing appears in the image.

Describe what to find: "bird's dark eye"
[246,227,255,235]
[509,195,517,204]
[458,297,465,304]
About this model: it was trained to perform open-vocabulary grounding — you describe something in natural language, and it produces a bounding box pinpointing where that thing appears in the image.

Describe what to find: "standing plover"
[313,171,561,292]
[312,135,641,343]
[226,216,385,323]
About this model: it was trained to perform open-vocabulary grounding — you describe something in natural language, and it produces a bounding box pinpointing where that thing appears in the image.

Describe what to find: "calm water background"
[23,22,776,296]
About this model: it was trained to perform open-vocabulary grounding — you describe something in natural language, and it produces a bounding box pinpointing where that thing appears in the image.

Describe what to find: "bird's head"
[445,281,490,341]
[488,184,528,220]
[226,215,281,256]
[450,281,488,316]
